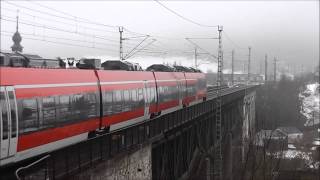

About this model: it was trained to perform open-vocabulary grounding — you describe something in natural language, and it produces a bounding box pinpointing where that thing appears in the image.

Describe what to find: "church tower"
[11,14,23,52]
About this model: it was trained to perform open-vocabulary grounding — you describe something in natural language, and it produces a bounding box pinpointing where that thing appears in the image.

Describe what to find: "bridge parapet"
[4,85,259,180]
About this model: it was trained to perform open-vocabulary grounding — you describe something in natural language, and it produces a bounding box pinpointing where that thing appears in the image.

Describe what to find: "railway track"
[207,84,255,99]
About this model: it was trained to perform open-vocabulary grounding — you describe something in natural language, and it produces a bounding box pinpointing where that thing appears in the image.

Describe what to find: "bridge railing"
[12,85,257,180]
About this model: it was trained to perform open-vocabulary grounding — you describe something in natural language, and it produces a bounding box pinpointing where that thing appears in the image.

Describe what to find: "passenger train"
[0,59,207,167]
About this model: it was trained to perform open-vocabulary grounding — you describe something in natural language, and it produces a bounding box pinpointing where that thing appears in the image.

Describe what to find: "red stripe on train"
[17,118,100,151]
[158,100,179,111]
[183,96,196,105]
[101,108,145,126]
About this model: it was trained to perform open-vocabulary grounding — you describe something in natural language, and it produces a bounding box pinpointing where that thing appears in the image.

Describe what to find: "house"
[254,129,288,151]
[276,127,303,144]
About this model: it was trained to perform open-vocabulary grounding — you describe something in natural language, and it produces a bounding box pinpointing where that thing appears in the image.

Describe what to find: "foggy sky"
[1,1,319,73]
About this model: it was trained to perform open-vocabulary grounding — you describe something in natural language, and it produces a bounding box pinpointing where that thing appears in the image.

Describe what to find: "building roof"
[1,52,42,59]
[256,129,287,139]
[276,127,302,135]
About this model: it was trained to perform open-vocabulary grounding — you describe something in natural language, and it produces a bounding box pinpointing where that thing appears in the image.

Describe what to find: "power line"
[185,38,218,60]
[1,30,122,48]
[223,31,247,50]
[25,0,149,37]
[3,0,219,59]
[124,36,150,59]
[2,15,143,49]
[125,39,157,59]
[1,17,120,43]
[153,0,218,28]
[4,0,119,28]
[2,7,119,34]
[1,32,118,52]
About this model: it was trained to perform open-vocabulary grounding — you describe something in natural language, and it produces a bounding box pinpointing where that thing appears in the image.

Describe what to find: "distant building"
[254,129,288,151]
[276,127,303,144]
[0,52,62,68]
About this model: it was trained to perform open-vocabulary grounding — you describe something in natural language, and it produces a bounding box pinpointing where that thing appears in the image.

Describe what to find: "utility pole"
[194,47,198,69]
[231,49,235,86]
[264,54,268,82]
[259,59,262,75]
[119,26,124,60]
[214,25,223,180]
[221,51,224,83]
[273,57,276,82]
[248,47,251,84]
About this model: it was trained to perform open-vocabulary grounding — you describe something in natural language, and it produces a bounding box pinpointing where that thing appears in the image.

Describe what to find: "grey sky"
[1,1,318,73]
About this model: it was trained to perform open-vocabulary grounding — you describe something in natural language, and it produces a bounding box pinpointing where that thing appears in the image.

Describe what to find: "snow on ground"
[299,82,319,126]
[271,150,319,169]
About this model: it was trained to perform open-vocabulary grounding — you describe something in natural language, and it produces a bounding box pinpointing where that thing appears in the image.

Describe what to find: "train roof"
[1,52,203,73]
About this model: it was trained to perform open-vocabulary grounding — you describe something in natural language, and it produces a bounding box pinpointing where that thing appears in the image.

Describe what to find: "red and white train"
[0,66,206,166]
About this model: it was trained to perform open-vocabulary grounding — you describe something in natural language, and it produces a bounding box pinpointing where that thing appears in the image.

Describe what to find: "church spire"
[11,10,23,52]
[16,14,19,32]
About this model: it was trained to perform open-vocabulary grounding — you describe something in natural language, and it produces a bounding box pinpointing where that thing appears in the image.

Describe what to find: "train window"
[86,93,97,118]
[146,87,152,104]
[41,97,56,128]
[21,99,39,133]
[70,94,86,121]
[159,87,164,103]
[123,90,130,112]
[148,88,152,104]
[131,89,137,108]
[103,91,113,115]
[123,90,130,102]
[112,91,122,113]
[0,91,8,139]
[8,91,17,138]
[138,88,144,107]
[58,95,71,122]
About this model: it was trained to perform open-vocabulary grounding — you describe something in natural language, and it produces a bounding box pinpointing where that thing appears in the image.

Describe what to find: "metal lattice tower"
[231,50,234,86]
[119,26,124,60]
[248,47,251,85]
[214,25,223,180]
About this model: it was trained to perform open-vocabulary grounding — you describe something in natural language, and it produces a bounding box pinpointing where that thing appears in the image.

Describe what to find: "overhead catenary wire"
[25,0,149,37]
[1,30,123,48]
[153,0,218,28]
[3,1,220,59]
[2,0,255,62]
[1,17,120,43]
[223,31,247,50]
[4,0,119,28]
[2,10,150,48]
[125,39,157,59]
[1,32,119,52]
[123,36,150,59]
[185,38,218,60]
[2,7,119,34]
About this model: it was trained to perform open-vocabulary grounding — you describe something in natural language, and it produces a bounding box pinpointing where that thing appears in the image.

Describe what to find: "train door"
[0,86,18,160]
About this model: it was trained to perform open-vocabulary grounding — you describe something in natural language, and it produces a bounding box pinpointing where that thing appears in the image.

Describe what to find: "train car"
[0,67,100,166]
[153,72,180,115]
[0,65,207,167]
[183,72,207,106]
[97,70,156,131]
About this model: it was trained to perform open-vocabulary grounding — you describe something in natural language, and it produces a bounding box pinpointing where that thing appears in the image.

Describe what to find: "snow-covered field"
[299,82,319,126]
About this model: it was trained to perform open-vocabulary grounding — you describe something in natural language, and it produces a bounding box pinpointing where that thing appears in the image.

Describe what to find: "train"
[0,58,207,167]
